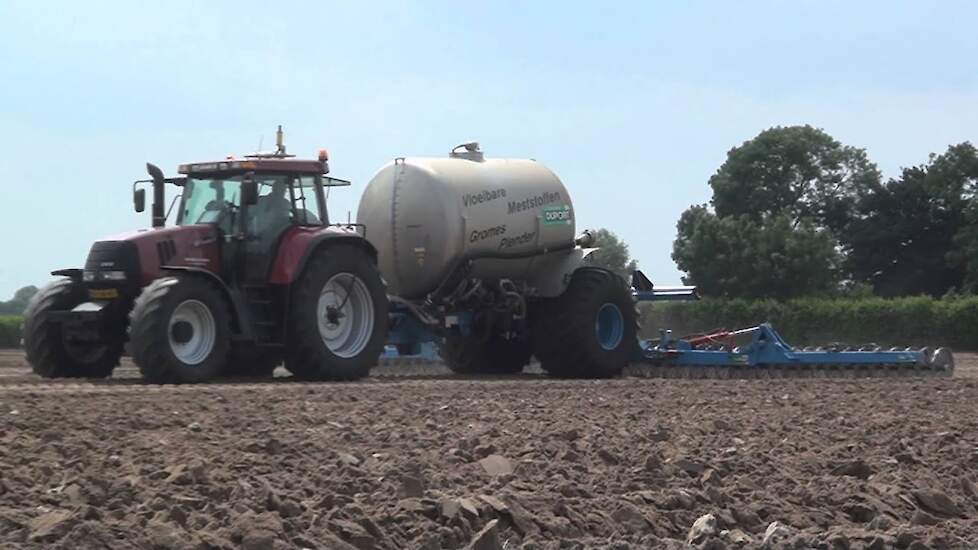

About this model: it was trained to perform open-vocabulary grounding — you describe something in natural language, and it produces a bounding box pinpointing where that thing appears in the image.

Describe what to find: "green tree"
[672,207,841,299]
[958,211,978,293]
[709,125,880,237]
[846,142,978,296]
[0,285,39,315]
[587,228,638,278]
[673,125,869,299]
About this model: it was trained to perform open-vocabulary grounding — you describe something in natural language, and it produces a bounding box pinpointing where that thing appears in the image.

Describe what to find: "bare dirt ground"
[0,350,977,549]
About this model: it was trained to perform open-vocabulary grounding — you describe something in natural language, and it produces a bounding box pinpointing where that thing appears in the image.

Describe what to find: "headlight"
[83,271,95,282]
[101,270,127,281]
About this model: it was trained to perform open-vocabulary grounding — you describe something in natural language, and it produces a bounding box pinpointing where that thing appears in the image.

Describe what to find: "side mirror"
[134,188,146,213]
[146,162,165,184]
[241,177,258,206]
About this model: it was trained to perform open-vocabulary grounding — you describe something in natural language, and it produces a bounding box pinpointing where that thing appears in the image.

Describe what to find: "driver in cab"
[252,179,293,239]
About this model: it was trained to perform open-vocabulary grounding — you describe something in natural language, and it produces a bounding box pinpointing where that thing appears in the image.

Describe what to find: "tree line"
[0,286,37,315]
[672,126,978,299]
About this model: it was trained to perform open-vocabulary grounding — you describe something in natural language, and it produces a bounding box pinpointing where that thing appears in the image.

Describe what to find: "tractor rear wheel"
[531,268,636,378]
[438,334,531,375]
[283,245,388,381]
[129,276,231,383]
[23,279,123,378]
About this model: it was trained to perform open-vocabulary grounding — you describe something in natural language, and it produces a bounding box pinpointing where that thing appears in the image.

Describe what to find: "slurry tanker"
[359,142,637,376]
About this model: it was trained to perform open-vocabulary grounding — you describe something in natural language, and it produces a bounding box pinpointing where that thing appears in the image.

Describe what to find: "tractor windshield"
[177,174,325,228]
[178,178,243,226]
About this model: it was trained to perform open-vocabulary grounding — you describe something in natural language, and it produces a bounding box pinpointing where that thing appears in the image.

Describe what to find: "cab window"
[291,176,324,225]
[178,178,242,230]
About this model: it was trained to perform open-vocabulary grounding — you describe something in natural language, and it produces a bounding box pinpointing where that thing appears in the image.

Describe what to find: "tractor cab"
[132,126,353,285]
[172,154,348,284]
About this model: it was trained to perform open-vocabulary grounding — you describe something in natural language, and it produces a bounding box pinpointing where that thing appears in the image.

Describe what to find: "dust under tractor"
[22,130,955,382]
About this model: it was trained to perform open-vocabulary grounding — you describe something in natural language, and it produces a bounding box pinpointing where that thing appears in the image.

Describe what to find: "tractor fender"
[528,247,600,297]
[158,265,253,339]
[269,228,379,286]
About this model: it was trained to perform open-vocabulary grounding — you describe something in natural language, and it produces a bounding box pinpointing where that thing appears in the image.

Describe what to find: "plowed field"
[0,350,977,549]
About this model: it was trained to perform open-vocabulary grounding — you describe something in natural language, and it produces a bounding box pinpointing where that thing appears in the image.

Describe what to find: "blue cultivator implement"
[629,272,955,379]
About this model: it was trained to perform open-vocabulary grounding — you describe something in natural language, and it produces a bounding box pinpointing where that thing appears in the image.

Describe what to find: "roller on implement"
[628,271,955,379]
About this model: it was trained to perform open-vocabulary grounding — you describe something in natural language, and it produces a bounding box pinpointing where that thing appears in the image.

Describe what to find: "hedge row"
[639,297,978,350]
[2,299,976,350]
[0,316,22,349]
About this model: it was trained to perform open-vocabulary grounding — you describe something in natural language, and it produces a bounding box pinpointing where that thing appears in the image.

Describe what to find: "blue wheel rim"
[595,303,624,351]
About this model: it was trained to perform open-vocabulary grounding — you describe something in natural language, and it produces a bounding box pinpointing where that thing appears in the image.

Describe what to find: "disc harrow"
[629,323,954,379]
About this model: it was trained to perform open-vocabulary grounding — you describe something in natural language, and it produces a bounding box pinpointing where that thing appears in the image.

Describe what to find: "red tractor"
[22,128,389,383]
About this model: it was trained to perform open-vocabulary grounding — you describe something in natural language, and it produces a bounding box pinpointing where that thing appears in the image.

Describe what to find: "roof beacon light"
[275,125,286,156]
[318,149,329,162]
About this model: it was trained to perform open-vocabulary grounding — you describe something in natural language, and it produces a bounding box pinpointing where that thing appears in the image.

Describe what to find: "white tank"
[357,143,576,298]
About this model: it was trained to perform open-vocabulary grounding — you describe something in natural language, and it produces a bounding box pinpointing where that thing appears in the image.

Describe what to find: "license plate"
[89,288,119,300]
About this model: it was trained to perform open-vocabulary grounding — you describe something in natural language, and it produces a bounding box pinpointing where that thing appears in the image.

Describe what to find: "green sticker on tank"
[542,205,572,225]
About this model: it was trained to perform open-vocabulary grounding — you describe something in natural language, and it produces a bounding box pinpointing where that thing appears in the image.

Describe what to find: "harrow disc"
[929,347,954,375]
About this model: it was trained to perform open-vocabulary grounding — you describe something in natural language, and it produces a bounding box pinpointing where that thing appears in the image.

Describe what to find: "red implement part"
[683,326,760,349]
[685,330,734,348]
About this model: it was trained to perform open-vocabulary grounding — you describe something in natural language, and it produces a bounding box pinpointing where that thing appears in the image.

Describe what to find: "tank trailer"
[358,142,645,376]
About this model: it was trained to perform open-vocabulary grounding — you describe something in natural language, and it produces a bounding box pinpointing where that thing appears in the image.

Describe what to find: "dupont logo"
[542,205,572,225]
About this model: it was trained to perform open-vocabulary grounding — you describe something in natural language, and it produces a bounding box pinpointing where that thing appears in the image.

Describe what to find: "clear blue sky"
[1,1,976,298]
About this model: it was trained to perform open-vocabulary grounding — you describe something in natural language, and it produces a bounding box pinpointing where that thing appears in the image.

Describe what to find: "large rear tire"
[129,276,231,384]
[23,279,123,378]
[283,245,388,381]
[530,268,636,378]
[438,334,531,375]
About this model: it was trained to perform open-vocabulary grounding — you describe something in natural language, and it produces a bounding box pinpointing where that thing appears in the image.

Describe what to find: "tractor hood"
[86,225,221,286]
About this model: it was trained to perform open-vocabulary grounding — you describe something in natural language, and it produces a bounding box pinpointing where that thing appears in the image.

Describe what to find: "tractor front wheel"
[129,276,231,383]
[23,279,123,378]
[283,245,388,380]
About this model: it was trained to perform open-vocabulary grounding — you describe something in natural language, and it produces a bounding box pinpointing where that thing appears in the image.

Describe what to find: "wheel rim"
[317,273,375,358]
[595,303,624,351]
[168,299,217,365]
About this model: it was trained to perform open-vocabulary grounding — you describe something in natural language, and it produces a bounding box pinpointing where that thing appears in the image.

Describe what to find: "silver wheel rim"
[169,299,216,365]
[317,273,375,358]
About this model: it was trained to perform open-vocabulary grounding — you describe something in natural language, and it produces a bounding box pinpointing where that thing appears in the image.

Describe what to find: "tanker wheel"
[225,344,282,378]
[129,276,231,384]
[283,245,388,381]
[531,268,636,378]
[438,333,532,375]
[23,279,123,379]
